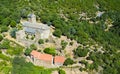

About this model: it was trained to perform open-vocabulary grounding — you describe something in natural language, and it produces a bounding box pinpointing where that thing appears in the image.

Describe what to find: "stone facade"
[30,50,65,68]
[16,13,50,46]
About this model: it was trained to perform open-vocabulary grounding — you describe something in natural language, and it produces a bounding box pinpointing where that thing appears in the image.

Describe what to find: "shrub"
[61,40,68,50]
[10,20,16,27]
[74,46,89,57]
[30,44,37,50]
[53,29,62,38]
[38,39,44,44]
[0,26,9,33]
[44,47,56,56]
[10,28,17,38]
[0,35,3,42]
[63,58,74,66]
[0,39,10,49]
[0,53,10,61]
[59,69,66,74]
[24,48,32,56]
[70,41,73,46]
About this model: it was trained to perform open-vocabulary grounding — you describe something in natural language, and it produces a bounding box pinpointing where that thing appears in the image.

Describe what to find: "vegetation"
[0,0,120,74]
[59,69,66,74]
[63,58,74,66]
[30,44,37,50]
[12,57,52,74]
[0,39,10,49]
[10,28,17,38]
[24,48,33,56]
[10,20,16,28]
[0,53,10,61]
[61,40,68,50]
[0,35,3,42]
[53,29,62,38]
[74,46,89,57]
[0,26,9,33]
[38,39,44,44]
[44,47,56,56]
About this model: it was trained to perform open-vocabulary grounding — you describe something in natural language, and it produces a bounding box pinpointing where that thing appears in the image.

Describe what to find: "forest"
[0,0,120,74]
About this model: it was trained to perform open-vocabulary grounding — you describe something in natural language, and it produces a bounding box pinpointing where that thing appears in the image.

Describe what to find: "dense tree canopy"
[0,0,120,74]
[12,57,52,74]
[74,46,89,57]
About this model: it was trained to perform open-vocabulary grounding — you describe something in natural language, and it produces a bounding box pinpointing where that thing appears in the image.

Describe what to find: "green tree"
[0,26,9,33]
[38,39,44,44]
[12,57,52,74]
[63,58,74,66]
[0,35,3,42]
[10,28,17,38]
[10,20,16,27]
[2,17,11,26]
[24,48,32,56]
[74,46,89,57]
[30,44,37,50]
[0,39,10,49]
[61,40,68,49]
[44,47,56,56]
[59,69,66,74]
[53,29,62,38]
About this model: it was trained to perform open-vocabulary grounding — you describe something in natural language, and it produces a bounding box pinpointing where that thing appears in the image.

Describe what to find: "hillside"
[0,0,120,74]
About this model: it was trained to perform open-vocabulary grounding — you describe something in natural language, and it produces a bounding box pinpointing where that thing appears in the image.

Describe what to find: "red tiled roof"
[39,53,53,62]
[30,50,41,58]
[54,56,65,64]
[30,50,53,62]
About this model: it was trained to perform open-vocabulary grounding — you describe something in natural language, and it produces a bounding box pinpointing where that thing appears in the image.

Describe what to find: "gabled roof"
[30,50,41,59]
[30,50,53,62]
[54,56,65,64]
[22,21,50,34]
[39,53,53,62]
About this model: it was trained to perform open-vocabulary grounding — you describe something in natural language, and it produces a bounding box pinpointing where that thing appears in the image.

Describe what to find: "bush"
[0,35,3,42]
[0,39,10,49]
[63,58,74,66]
[45,39,49,42]
[0,53,10,61]
[10,20,16,27]
[24,48,32,56]
[44,47,56,56]
[53,29,62,38]
[12,57,52,74]
[30,44,37,50]
[70,41,73,46]
[74,46,89,57]
[59,69,66,74]
[61,40,68,50]
[10,28,17,38]
[38,39,44,44]
[31,35,35,40]
[0,26,9,33]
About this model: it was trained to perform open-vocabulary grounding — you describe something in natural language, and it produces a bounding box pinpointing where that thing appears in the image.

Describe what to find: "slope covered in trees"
[0,0,120,74]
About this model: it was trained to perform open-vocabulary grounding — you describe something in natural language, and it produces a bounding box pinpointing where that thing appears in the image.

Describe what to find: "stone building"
[30,50,65,67]
[54,56,65,66]
[30,50,53,67]
[16,13,50,46]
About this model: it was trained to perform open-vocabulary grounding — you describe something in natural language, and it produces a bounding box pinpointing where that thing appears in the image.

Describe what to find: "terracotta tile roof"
[30,50,53,62]
[39,53,53,62]
[30,50,41,58]
[54,56,65,64]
